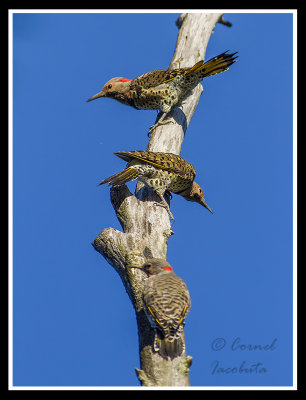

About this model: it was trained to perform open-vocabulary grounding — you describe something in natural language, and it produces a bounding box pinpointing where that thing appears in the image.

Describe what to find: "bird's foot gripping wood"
[148,112,175,137]
[153,188,175,223]
[153,201,175,224]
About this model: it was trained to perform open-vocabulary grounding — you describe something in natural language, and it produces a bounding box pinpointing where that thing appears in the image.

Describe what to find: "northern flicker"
[98,150,213,222]
[87,51,238,133]
[128,258,191,359]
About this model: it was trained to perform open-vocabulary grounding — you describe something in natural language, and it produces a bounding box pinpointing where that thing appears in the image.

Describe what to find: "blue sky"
[11,11,295,388]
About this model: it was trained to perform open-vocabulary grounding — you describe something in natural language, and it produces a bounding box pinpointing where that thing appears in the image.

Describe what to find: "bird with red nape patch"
[87,51,238,134]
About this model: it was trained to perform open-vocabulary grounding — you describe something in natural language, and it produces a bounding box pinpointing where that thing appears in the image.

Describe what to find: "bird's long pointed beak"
[202,201,213,214]
[86,91,105,102]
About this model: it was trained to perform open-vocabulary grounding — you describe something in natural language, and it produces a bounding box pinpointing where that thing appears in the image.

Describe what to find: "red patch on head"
[162,266,173,272]
[119,78,132,82]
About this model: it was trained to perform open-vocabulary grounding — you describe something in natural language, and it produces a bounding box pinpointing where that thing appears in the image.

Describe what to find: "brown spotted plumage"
[87,51,237,133]
[98,150,213,222]
[128,258,191,359]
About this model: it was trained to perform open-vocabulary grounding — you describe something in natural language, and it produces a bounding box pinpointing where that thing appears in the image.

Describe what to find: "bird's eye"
[107,84,112,89]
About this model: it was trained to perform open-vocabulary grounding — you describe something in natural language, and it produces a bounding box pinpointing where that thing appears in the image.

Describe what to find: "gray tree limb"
[92,12,228,387]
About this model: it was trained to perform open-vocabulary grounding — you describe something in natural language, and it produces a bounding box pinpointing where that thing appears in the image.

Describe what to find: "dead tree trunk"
[92,13,230,386]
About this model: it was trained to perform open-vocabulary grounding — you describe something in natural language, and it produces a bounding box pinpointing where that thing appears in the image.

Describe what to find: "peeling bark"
[92,13,228,386]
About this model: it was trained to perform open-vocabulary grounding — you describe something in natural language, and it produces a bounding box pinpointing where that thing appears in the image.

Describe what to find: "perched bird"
[87,51,238,133]
[128,258,191,359]
[98,150,213,223]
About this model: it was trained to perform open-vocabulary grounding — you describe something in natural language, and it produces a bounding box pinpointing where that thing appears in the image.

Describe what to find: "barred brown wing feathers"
[114,151,196,181]
[131,68,189,89]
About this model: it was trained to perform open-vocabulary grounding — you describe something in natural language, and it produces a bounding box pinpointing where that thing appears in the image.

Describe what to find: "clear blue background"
[13,12,293,387]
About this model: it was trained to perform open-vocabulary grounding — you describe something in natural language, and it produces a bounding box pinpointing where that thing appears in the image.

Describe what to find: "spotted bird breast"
[129,161,192,193]
[130,83,175,112]
[130,70,190,112]
[131,162,172,191]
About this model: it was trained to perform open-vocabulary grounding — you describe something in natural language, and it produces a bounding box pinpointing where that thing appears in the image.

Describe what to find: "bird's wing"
[161,60,204,83]
[114,151,196,180]
[130,61,203,89]
[130,69,184,89]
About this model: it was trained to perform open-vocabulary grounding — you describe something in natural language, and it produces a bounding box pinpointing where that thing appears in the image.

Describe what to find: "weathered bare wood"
[92,12,226,386]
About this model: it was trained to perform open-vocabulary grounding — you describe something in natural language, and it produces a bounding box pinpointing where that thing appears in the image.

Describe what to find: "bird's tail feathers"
[154,331,184,360]
[187,51,238,79]
[98,167,138,186]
